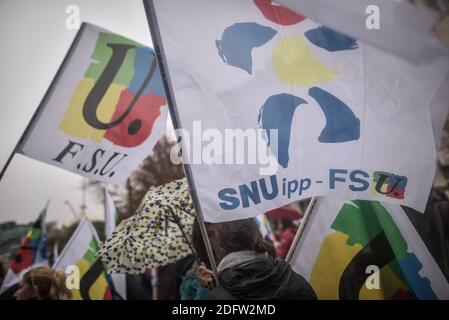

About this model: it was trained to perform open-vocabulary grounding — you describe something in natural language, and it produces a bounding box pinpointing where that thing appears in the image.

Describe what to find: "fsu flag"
[53,218,117,300]
[0,205,48,294]
[145,0,449,222]
[18,22,167,183]
[289,198,449,300]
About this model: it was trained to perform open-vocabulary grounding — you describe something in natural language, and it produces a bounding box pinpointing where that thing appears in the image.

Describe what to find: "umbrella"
[97,178,196,274]
[266,206,301,220]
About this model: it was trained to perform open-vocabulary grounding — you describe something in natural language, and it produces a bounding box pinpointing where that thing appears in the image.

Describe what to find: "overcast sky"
[0,0,155,227]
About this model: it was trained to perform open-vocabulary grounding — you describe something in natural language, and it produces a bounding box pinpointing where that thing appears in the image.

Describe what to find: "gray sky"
[0,0,155,227]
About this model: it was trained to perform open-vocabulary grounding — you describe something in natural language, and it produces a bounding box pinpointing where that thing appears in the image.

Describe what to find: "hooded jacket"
[205,251,317,300]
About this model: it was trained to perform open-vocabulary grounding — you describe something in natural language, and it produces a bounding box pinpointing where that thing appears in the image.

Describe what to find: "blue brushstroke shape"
[398,253,437,300]
[258,93,307,168]
[305,26,358,52]
[216,22,277,74]
[389,174,408,189]
[129,46,165,97]
[309,87,360,143]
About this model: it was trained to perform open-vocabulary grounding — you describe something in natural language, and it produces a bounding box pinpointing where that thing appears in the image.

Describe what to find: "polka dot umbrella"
[97,178,197,274]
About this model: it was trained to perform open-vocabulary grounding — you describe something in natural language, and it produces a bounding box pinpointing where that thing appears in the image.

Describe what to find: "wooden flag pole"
[144,0,220,285]
[0,23,87,183]
[286,197,317,263]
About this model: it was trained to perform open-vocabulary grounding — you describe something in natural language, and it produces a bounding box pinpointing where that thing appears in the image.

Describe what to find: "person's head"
[14,267,72,300]
[278,217,296,230]
[192,218,276,264]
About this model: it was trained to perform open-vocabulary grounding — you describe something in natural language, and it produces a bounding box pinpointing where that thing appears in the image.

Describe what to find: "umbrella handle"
[165,205,201,264]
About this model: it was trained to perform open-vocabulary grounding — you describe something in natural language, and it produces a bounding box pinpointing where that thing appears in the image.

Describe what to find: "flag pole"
[143,0,219,284]
[103,186,107,238]
[0,23,87,183]
[286,197,317,263]
[151,268,158,300]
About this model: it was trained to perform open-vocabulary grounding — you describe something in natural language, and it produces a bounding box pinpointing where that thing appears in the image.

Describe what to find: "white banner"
[149,0,449,222]
[19,22,167,183]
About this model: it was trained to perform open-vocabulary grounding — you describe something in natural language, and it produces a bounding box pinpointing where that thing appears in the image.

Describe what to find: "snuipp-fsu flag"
[18,23,167,183]
[289,198,449,300]
[146,0,449,222]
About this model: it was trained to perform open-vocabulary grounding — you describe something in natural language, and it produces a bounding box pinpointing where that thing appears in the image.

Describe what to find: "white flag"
[147,0,449,222]
[103,189,127,299]
[18,22,167,183]
[104,189,118,238]
[289,198,449,300]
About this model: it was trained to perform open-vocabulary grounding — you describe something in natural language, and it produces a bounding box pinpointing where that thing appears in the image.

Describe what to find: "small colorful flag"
[0,203,48,293]
[53,218,116,300]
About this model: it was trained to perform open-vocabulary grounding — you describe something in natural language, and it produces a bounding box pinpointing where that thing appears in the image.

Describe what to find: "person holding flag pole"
[143,1,220,284]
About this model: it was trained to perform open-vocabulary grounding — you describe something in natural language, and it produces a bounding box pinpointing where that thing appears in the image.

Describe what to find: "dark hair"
[214,219,276,261]
[279,217,296,230]
[192,218,276,264]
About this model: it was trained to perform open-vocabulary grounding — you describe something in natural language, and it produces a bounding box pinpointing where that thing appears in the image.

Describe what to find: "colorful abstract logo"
[216,0,360,168]
[309,201,436,300]
[60,32,166,148]
[72,237,114,300]
[371,171,407,199]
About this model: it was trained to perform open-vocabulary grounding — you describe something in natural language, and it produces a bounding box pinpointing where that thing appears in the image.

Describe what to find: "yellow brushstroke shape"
[310,231,361,300]
[59,78,125,142]
[371,183,388,196]
[310,231,408,300]
[272,36,337,86]
[71,259,109,300]
[359,265,409,300]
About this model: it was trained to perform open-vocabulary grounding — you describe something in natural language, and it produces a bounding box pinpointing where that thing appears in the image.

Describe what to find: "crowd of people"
[0,212,311,300]
[2,188,449,301]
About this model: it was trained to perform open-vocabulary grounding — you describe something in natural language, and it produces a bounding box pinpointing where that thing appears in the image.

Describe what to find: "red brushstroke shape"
[104,90,165,148]
[387,186,405,199]
[103,287,113,300]
[391,288,414,300]
[254,0,305,25]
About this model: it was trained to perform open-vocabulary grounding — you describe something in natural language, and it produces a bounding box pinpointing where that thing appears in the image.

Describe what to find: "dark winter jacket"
[205,251,317,300]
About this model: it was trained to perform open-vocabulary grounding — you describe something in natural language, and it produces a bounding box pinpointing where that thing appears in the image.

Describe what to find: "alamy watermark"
[170,121,279,175]
[65,5,80,30]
